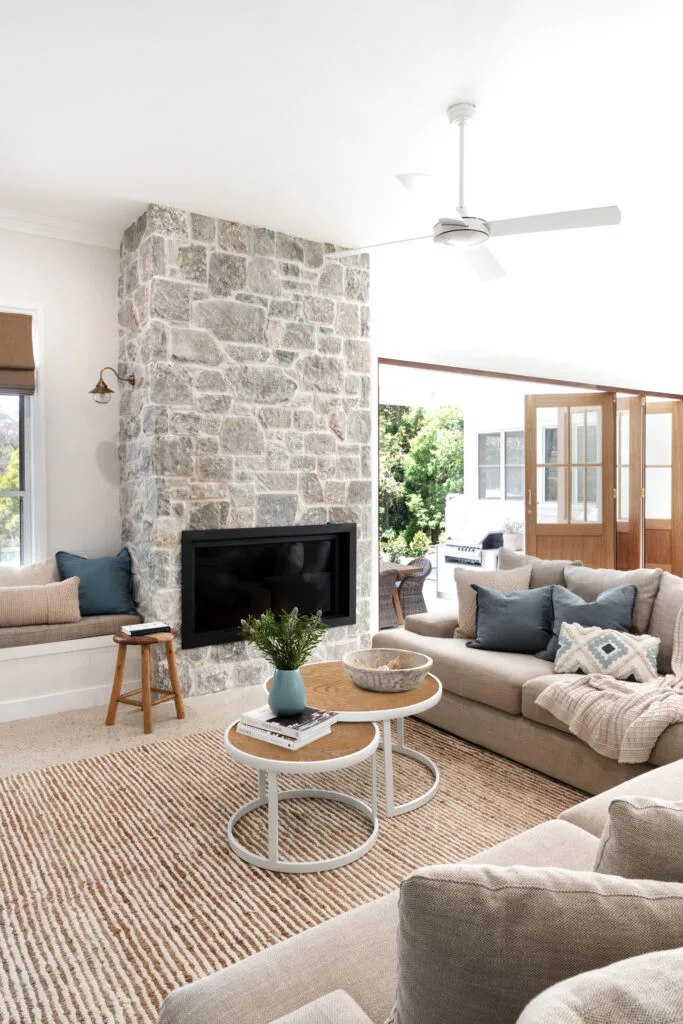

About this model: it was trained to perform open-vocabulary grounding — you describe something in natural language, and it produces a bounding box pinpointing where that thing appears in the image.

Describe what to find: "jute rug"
[0,721,581,1024]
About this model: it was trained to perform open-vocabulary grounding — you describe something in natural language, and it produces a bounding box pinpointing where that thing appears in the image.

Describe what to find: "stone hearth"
[117,205,372,694]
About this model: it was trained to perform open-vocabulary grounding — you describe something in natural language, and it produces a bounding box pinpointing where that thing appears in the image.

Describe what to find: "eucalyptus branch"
[239,608,328,670]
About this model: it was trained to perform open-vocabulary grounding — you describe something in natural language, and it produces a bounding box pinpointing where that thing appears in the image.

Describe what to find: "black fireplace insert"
[181,523,356,649]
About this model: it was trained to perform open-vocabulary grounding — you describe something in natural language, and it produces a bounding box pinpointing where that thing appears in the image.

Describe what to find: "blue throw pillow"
[536,583,638,662]
[467,584,554,654]
[55,548,137,616]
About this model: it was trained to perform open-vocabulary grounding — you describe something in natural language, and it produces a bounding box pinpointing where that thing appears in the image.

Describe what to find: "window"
[478,430,524,500]
[0,395,31,565]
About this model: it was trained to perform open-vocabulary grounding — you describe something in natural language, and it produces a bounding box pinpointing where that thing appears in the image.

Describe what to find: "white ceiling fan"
[326,102,621,280]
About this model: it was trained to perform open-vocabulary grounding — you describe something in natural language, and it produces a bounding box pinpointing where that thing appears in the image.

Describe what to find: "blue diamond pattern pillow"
[554,622,660,682]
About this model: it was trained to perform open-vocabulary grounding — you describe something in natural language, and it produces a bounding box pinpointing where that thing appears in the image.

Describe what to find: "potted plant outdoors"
[502,518,525,552]
[239,608,328,716]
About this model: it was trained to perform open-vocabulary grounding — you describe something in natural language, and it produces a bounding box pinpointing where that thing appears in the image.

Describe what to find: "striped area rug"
[0,721,581,1023]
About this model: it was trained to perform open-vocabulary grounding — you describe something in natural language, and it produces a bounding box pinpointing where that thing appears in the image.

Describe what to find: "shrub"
[382,534,408,563]
[409,530,431,558]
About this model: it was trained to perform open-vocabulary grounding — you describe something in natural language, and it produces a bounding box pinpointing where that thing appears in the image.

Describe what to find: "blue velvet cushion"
[536,583,638,661]
[467,584,554,654]
[55,548,137,616]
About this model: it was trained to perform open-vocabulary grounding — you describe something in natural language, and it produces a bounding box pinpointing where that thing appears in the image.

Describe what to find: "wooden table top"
[114,630,178,646]
[266,661,441,717]
[380,561,422,576]
[226,721,377,764]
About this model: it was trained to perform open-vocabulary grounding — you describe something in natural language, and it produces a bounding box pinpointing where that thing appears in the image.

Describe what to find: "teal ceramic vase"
[269,668,307,716]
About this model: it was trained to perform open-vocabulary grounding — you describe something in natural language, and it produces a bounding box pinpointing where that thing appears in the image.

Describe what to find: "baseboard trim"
[0,683,113,723]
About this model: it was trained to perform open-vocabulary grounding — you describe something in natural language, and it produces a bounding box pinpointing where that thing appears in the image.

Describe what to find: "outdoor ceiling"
[1,0,680,249]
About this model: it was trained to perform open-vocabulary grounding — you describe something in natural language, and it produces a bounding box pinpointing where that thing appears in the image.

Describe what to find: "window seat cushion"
[0,613,142,649]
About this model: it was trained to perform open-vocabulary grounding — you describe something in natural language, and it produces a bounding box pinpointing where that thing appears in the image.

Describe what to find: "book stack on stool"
[237,705,338,751]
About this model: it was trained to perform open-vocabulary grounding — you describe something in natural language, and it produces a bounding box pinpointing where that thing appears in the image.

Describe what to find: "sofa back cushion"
[393,863,683,1024]
[0,577,81,627]
[648,572,683,674]
[453,565,532,639]
[517,947,683,1024]
[0,557,58,587]
[537,584,638,662]
[564,565,662,635]
[595,796,683,882]
[498,548,582,587]
[468,584,553,654]
[56,548,136,616]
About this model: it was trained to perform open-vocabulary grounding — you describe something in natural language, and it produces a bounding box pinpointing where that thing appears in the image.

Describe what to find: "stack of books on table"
[236,705,339,751]
[121,621,172,637]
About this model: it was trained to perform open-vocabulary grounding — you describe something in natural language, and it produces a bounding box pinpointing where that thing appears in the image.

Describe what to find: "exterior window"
[0,395,32,565]
[478,430,524,500]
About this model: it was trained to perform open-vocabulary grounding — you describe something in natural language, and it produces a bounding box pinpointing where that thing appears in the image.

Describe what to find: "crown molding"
[0,208,120,250]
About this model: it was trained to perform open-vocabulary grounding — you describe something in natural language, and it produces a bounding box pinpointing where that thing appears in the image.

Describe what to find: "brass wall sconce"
[89,366,136,404]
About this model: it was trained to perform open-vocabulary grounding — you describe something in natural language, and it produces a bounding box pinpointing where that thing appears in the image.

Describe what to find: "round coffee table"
[224,720,379,874]
[266,662,442,819]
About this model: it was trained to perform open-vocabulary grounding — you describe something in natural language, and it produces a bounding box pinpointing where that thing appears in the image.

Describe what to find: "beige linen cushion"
[0,556,58,587]
[271,990,372,1024]
[392,863,683,1024]
[498,548,582,587]
[517,946,683,1024]
[649,571,683,673]
[564,565,662,635]
[0,577,81,627]
[594,796,683,882]
[454,564,532,638]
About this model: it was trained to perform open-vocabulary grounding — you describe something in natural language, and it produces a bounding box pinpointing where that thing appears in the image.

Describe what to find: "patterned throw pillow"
[554,622,660,682]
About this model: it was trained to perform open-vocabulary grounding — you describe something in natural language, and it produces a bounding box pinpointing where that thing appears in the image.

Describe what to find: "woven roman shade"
[0,312,35,395]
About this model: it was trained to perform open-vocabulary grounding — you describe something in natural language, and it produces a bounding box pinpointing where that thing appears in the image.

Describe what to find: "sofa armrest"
[404,611,458,638]
[157,892,398,1024]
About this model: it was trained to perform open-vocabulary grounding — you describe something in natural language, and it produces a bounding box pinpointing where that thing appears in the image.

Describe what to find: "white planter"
[503,532,524,552]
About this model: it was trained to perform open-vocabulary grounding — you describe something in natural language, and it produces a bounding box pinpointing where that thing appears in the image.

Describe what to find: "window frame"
[477,429,525,502]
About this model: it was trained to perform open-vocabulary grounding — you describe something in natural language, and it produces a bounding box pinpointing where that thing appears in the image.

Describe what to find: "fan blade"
[464,245,506,281]
[326,236,432,260]
[488,205,621,238]
[395,173,437,194]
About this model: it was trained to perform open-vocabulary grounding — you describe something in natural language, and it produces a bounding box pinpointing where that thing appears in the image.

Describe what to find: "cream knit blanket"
[534,607,683,764]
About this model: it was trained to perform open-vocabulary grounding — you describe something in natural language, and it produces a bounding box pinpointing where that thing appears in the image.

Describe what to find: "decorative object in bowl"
[342,648,433,693]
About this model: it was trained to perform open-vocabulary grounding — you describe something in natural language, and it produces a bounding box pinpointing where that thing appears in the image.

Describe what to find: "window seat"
[0,613,141,649]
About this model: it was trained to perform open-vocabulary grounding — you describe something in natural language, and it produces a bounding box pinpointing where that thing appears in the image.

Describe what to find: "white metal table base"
[227,757,378,873]
[380,718,440,818]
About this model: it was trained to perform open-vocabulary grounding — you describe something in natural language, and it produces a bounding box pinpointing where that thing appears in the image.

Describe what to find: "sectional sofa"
[373,559,683,794]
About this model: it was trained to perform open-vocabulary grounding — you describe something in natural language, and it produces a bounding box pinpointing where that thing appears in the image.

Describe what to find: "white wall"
[0,229,121,558]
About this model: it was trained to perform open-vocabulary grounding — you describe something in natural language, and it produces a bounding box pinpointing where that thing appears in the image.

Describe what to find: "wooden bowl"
[342,648,433,693]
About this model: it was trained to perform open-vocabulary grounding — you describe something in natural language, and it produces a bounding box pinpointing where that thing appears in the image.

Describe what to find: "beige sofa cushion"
[559,758,683,837]
[522,675,571,732]
[648,571,683,673]
[0,613,141,648]
[464,819,598,872]
[372,628,548,715]
[393,864,683,1024]
[0,577,80,627]
[454,564,532,638]
[564,565,662,635]
[404,610,459,637]
[0,557,58,587]
[271,990,372,1024]
[518,947,683,1024]
[594,796,683,882]
[498,548,581,587]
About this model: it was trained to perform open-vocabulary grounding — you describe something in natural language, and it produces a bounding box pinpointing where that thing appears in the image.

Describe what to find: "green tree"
[0,447,20,552]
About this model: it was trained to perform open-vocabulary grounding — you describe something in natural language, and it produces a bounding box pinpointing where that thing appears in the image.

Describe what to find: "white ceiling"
[1,0,681,249]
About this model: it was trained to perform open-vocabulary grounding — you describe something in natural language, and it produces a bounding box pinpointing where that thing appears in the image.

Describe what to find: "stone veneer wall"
[118,205,372,694]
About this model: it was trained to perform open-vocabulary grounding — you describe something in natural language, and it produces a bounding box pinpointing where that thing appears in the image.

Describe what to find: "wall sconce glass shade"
[89,367,135,403]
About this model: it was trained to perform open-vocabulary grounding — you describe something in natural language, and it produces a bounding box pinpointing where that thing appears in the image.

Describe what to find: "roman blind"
[0,312,35,395]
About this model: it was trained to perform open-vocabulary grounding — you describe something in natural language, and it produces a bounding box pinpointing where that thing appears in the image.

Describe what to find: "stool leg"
[141,646,153,735]
[165,640,185,720]
[105,645,127,726]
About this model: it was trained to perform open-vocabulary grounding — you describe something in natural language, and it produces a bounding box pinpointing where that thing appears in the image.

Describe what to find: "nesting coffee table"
[266,661,443,818]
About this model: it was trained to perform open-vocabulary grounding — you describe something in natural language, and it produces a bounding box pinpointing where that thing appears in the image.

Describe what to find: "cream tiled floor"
[0,684,264,778]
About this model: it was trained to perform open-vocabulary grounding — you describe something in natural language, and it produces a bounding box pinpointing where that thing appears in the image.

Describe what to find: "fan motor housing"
[433,217,490,247]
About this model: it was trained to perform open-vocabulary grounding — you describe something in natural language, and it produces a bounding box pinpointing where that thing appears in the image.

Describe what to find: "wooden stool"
[106,630,185,734]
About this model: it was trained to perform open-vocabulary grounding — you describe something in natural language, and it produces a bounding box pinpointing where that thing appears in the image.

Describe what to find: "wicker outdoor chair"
[397,557,432,617]
[378,564,401,629]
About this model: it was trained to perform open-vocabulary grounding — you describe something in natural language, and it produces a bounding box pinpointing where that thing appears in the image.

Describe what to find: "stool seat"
[106,629,184,734]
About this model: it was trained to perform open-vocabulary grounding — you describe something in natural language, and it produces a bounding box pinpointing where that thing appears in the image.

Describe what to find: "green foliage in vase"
[239,608,327,670]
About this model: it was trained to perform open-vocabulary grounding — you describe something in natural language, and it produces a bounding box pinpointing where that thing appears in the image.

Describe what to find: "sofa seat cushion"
[271,990,372,1024]
[0,613,141,649]
[372,629,549,715]
[522,676,571,733]
[559,758,683,837]
[463,819,598,872]
[518,947,683,1024]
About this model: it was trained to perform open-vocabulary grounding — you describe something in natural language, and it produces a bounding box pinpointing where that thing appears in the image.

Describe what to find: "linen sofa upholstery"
[271,990,373,1024]
[402,610,459,637]
[0,612,141,648]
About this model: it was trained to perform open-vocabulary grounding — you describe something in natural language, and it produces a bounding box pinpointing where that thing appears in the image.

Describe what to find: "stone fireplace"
[117,204,372,694]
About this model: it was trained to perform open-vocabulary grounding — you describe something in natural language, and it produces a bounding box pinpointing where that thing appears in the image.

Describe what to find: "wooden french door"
[524,392,616,569]
[643,399,683,576]
[615,396,644,570]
